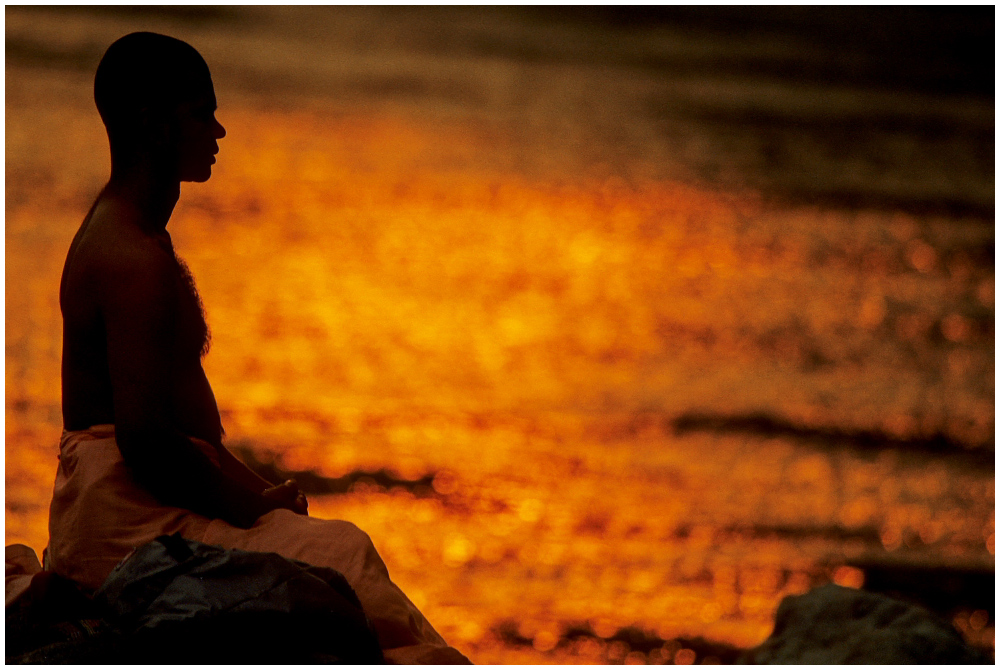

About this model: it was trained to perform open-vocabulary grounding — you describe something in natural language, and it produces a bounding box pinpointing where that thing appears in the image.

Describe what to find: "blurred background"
[6,6,994,663]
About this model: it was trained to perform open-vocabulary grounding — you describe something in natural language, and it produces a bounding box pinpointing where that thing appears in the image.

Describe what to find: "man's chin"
[182,167,213,183]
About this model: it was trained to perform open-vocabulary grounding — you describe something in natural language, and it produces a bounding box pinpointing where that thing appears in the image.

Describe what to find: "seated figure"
[48,31,469,664]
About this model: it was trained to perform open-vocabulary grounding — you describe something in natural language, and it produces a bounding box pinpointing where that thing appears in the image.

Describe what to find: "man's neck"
[105,163,180,232]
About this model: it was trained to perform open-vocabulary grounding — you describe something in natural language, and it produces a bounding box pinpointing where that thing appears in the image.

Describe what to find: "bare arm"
[217,447,309,514]
[216,445,271,494]
[102,249,287,528]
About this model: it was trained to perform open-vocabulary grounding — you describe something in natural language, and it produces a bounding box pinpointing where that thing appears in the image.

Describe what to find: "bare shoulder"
[75,204,174,279]
[62,199,178,310]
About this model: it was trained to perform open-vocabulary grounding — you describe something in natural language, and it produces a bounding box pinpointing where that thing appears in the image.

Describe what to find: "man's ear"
[137,106,173,150]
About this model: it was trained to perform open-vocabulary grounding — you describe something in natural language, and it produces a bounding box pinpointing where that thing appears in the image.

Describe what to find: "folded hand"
[262,479,308,515]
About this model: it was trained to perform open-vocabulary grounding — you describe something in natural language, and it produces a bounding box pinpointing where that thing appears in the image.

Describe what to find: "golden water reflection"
[6,65,994,662]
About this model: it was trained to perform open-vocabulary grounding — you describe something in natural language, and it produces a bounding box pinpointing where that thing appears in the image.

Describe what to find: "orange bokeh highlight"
[6,69,994,663]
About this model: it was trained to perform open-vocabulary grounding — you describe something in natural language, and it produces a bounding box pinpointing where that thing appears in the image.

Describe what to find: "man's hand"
[262,479,308,515]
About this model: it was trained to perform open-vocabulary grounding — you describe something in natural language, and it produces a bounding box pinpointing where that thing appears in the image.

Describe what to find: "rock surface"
[7,537,385,664]
[742,583,989,664]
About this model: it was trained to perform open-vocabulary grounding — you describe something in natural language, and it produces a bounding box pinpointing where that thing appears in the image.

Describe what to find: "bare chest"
[171,253,211,359]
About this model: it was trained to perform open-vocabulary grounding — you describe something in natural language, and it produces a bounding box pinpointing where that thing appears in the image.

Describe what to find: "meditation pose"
[48,32,469,664]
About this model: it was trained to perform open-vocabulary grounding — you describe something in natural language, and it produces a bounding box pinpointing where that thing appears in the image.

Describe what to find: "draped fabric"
[47,426,470,664]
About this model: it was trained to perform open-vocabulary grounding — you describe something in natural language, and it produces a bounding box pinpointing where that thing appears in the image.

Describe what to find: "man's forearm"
[216,444,274,495]
[118,430,280,528]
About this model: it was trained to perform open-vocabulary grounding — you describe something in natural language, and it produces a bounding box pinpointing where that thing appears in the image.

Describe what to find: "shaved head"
[95,32,213,134]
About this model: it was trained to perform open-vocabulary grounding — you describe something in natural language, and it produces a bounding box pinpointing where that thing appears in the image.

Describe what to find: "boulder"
[742,583,989,664]
[6,536,384,664]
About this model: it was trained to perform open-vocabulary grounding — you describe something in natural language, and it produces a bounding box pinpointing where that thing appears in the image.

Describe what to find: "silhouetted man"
[60,32,305,528]
[50,32,469,663]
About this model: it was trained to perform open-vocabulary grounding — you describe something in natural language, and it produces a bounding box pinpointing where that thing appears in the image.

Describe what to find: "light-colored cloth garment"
[47,425,470,664]
[6,544,42,608]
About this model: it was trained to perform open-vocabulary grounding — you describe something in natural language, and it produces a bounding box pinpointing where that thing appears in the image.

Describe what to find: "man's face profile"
[170,88,226,183]
[96,32,226,184]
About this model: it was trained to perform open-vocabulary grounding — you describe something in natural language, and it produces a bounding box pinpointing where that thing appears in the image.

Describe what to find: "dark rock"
[742,583,990,664]
[7,535,385,664]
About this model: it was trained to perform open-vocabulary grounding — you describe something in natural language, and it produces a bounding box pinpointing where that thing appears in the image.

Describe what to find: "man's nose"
[214,120,226,140]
